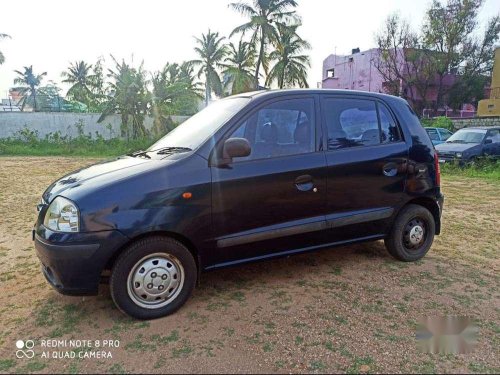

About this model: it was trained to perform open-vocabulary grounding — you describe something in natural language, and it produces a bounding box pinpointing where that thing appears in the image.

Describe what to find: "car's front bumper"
[437,152,468,165]
[34,225,129,295]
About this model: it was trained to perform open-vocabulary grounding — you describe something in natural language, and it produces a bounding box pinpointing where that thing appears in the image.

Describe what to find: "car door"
[209,95,328,266]
[483,129,500,157]
[320,96,408,243]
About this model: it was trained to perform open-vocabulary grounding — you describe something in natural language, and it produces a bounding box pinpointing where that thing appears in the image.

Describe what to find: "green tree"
[422,0,500,109]
[193,30,227,105]
[0,33,11,65]
[151,61,202,135]
[229,0,299,88]
[374,13,437,114]
[98,57,150,139]
[36,82,80,112]
[61,61,95,107]
[266,24,310,88]
[13,66,47,111]
[88,57,107,112]
[448,74,488,109]
[221,41,256,95]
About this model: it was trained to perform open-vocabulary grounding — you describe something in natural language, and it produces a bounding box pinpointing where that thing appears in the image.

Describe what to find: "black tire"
[110,236,197,320]
[384,204,435,262]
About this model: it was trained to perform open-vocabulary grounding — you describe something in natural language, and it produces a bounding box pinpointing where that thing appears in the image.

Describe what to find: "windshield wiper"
[154,147,192,155]
[128,150,151,159]
[447,140,465,144]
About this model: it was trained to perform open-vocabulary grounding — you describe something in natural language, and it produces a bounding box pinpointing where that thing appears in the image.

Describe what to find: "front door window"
[227,98,315,161]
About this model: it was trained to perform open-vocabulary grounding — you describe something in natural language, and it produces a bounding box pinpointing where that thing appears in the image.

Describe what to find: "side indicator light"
[182,192,192,199]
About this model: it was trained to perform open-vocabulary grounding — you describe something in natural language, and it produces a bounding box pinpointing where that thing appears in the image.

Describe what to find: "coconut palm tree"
[61,61,95,105]
[229,0,299,88]
[98,57,150,139]
[13,66,47,111]
[0,33,11,65]
[222,41,256,95]
[192,30,227,105]
[266,24,310,89]
[150,61,203,134]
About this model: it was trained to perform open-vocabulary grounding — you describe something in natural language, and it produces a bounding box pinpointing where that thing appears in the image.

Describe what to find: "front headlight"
[43,197,80,232]
[455,152,463,158]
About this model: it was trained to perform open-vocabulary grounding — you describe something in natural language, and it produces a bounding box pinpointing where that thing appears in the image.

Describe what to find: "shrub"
[421,116,454,131]
[0,130,159,157]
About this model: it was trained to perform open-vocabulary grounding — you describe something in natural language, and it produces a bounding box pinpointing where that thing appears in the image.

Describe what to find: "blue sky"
[0,0,498,97]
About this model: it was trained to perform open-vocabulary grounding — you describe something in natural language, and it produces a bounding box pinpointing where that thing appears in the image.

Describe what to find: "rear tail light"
[434,152,441,187]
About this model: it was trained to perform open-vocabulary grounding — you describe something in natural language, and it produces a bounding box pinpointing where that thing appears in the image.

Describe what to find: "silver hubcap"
[403,218,426,250]
[409,225,424,245]
[127,253,185,309]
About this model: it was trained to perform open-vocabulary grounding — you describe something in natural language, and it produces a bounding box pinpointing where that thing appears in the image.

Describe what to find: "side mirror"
[223,137,251,160]
[484,139,492,144]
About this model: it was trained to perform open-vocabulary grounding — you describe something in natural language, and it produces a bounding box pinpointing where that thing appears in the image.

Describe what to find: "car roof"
[457,126,499,130]
[425,127,450,131]
[232,88,406,102]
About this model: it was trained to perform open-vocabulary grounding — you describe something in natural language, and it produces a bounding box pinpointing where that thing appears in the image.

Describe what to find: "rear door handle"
[382,162,398,177]
[295,175,314,191]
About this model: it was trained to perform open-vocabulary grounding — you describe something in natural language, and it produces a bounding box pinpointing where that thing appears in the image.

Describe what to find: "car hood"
[435,142,478,152]
[42,156,171,203]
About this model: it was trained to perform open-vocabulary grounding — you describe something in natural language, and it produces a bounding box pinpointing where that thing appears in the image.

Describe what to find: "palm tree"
[266,24,310,89]
[98,56,150,139]
[221,41,256,95]
[0,33,11,65]
[13,66,47,111]
[192,30,227,105]
[229,0,299,88]
[61,61,95,105]
[151,61,203,134]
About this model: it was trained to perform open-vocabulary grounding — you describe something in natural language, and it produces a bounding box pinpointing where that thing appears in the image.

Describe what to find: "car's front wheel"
[110,236,197,319]
[384,204,435,262]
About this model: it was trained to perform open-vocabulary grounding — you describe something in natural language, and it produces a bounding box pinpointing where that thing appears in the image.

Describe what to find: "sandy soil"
[0,157,498,374]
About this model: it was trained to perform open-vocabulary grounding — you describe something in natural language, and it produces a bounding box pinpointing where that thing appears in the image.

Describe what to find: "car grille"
[437,151,456,160]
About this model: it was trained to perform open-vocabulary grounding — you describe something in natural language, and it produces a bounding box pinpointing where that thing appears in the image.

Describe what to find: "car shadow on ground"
[92,240,392,319]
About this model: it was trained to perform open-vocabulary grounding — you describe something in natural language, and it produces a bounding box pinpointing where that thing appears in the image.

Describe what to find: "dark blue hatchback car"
[435,126,500,164]
[34,89,444,319]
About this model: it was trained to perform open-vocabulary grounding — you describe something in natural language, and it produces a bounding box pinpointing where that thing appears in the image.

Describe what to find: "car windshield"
[446,129,486,144]
[148,97,250,151]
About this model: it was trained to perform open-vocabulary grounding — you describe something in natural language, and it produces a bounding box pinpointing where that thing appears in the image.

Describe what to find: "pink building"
[322,48,384,92]
[322,48,476,118]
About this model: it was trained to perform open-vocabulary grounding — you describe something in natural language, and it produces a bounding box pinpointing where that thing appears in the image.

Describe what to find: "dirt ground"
[0,157,498,374]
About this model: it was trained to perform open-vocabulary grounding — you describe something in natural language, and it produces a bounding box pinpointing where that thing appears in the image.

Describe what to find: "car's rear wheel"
[110,236,196,319]
[384,204,435,262]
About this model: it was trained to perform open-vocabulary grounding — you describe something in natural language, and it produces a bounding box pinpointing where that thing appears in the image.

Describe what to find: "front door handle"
[382,162,398,177]
[295,175,314,191]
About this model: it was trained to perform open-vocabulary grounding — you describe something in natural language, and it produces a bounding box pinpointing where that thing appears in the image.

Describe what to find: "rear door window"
[322,97,400,150]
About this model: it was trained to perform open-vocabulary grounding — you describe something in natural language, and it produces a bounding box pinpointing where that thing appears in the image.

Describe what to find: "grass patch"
[34,300,86,338]
[108,363,127,374]
[0,134,156,158]
[171,341,193,358]
[151,330,179,345]
[262,342,273,352]
[347,356,374,374]
[21,361,47,372]
[0,359,15,371]
[309,360,327,371]
[441,158,500,181]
